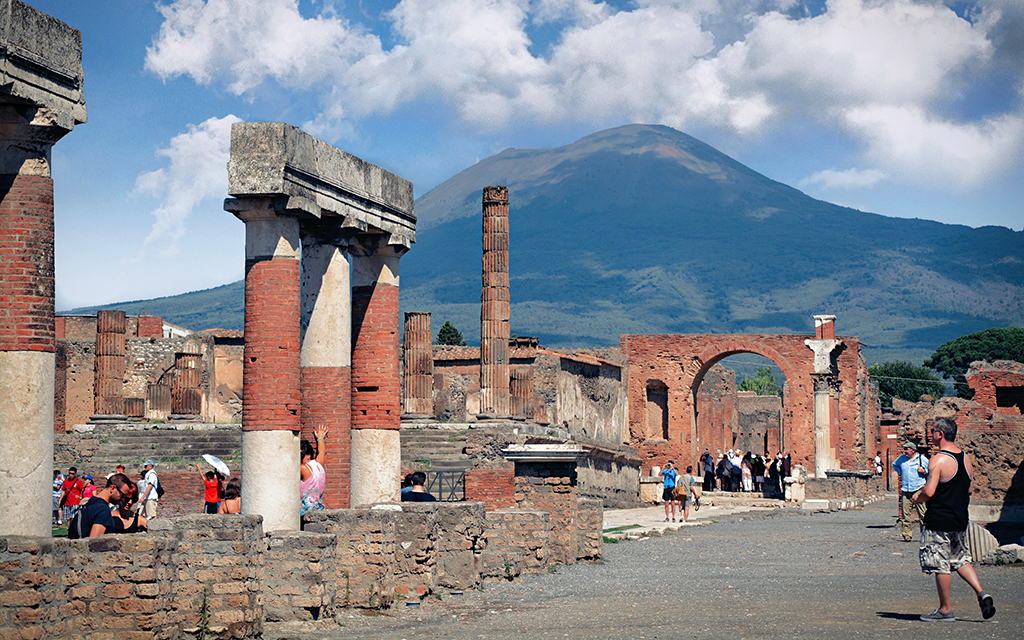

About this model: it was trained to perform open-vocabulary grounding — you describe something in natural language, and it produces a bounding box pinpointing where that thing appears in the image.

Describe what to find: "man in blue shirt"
[661,461,678,522]
[892,440,929,541]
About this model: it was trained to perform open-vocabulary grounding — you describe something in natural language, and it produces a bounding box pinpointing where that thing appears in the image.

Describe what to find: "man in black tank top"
[912,417,995,622]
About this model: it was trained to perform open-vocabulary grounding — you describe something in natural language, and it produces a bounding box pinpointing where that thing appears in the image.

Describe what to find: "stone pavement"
[603,492,795,538]
[266,497,1022,639]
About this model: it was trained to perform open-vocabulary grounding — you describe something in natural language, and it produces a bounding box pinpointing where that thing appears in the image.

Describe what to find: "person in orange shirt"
[197,463,223,514]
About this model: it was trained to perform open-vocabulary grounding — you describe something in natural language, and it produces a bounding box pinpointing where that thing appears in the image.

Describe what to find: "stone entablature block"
[0,0,86,130]
[226,122,414,247]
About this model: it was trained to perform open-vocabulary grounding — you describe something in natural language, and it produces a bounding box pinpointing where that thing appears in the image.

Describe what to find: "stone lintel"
[0,0,86,130]
[502,443,585,463]
[227,122,415,247]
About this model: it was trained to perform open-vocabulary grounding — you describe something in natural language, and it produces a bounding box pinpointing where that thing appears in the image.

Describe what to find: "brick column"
[299,240,352,509]
[92,309,126,419]
[232,201,302,531]
[0,111,72,536]
[350,240,405,506]
[480,186,510,417]
[402,312,433,417]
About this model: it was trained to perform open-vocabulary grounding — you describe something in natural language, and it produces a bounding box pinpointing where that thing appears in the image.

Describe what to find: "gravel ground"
[266,498,1022,639]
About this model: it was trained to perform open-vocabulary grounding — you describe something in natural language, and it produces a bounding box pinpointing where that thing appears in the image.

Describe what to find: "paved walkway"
[266,496,1022,639]
[603,492,795,538]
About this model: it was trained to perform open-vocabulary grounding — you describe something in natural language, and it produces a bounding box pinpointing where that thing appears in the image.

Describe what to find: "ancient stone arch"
[621,316,877,477]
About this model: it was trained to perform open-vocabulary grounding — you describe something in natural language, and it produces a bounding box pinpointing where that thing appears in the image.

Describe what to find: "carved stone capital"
[0,105,70,175]
[804,338,844,375]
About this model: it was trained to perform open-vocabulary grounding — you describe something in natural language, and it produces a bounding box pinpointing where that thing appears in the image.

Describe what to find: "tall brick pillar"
[0,2,86,536]
[402,312,433,417]
[230,201,302,531]
[92,310,126,419]
[300,240,352,509]
[480,186,510,418]
[350,240,405,506]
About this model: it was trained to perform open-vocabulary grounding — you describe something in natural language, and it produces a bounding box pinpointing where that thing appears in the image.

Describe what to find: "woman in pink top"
[300,424,329,515]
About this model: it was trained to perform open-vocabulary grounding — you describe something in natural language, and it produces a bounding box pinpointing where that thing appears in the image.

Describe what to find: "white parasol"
[202,454,231,477]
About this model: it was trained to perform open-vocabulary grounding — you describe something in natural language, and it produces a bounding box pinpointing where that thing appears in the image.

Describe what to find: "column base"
[242,430,300,532]
[350,428,400,507]
[0,351,55,537]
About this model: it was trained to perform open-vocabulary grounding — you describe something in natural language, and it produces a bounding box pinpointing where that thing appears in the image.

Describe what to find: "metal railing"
[424,470,465,502]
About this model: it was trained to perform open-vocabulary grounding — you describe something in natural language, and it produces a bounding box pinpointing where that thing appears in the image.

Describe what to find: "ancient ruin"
[0,0,86,537]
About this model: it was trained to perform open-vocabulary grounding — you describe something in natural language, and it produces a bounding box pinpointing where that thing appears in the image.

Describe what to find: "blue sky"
[25,0,1024,311]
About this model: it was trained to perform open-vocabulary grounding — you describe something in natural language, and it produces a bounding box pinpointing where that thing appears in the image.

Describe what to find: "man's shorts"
[920,528,972,574]
[662,487,675,502]
[143,500,158,519]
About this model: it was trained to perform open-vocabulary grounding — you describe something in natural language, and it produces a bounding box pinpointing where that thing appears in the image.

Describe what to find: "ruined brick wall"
[264,530,336,622]
[0,534,177,639]
[57,339,94,430]
[967,360,1024,417]
[804,474,884,500]
[302,504,488,609]
[482,509,549,578]
[56,321,239,427]
[736,391,782,455]
[1,499,602,636]
[2,517,261,637]
[576,498,604,560]
[149,515,264,636]
[887,395,1024,504]
[513,461,579,566]
[554,355,627,446]
[575,446,642,509]
[621,333,870,476]
[465,468,516,510]
[697,365,738,454]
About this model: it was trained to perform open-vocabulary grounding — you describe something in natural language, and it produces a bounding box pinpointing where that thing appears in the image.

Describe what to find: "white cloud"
[133,114,242,255]
[800,168,886,190]
[144,0,1024,191]
[844,104,1024,189]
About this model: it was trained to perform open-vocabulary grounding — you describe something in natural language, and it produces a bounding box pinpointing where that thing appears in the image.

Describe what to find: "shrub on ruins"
[924,327,1024,399]
[869,360,947,407]
[436,321,467,346]
[737,367,782,397]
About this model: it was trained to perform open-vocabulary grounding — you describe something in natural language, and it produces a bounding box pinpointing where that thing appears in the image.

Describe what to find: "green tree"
[435,320,466,346]
[868,361,947,407]
[737,367,782,397]
[923,327,1024,398]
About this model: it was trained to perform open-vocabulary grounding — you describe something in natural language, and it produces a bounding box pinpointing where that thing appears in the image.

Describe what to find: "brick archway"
[621,330,875,476]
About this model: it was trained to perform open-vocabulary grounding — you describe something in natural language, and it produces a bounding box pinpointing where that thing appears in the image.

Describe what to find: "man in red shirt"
[60,467,85,523]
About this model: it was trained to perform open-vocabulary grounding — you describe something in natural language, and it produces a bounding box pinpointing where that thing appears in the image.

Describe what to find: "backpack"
[67,510,86,539]
[672,477,690,499]
[156,479,165,498]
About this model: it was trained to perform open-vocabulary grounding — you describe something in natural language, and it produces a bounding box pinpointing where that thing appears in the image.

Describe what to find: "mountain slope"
[65,124,1024,366]
[402,124,1024,363]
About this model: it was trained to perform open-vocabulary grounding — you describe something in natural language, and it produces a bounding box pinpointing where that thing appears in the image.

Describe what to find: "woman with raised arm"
[300,424,329,515]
